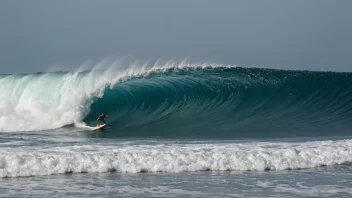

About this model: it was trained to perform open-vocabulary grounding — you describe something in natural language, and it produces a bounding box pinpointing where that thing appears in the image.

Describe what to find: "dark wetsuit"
[97,115,106,125]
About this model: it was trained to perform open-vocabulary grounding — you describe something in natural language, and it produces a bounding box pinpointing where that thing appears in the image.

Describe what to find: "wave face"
[1,64,352,138]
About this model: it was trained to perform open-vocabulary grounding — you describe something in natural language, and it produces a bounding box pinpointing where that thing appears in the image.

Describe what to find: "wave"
[1,139,352,177]
[1,62,352,138]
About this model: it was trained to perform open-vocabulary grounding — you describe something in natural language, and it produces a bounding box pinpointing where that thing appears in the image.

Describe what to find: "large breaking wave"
[1,62,352,138]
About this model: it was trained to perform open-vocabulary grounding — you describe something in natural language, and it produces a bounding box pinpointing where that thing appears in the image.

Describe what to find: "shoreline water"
[1,165,351,198]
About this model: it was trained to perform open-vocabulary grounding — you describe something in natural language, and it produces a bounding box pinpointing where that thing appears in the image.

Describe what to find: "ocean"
[1,64,352,197]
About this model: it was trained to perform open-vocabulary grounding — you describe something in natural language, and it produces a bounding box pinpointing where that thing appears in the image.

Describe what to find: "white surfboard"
[93,124,106,130]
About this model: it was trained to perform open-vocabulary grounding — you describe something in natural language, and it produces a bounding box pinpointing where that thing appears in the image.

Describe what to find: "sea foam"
[1,139,351,177]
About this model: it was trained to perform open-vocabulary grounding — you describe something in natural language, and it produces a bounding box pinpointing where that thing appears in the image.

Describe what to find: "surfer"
[97,114,107,125]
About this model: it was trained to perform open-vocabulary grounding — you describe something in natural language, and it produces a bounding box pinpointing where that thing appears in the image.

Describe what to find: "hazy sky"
[0,0,351,74]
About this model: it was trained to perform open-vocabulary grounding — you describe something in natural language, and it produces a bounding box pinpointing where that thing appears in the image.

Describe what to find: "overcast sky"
[0,0,351,74]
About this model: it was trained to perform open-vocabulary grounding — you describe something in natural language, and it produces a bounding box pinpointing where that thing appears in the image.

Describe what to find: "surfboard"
[93,124,106,130]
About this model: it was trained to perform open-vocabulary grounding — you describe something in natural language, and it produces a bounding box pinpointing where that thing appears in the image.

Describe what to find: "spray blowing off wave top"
[1,62,352,138]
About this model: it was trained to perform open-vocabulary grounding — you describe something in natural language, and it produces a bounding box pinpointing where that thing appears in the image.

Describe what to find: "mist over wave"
[1,60,352,138]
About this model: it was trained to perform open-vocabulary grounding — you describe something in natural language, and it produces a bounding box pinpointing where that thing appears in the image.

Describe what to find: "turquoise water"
[1,65,352,197]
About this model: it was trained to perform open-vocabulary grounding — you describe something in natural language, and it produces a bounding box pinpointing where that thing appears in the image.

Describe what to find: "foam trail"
[1,139,352,177]
[74,122,96,130]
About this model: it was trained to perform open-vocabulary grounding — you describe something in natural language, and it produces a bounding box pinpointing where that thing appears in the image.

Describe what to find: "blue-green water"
[1,65,352,197]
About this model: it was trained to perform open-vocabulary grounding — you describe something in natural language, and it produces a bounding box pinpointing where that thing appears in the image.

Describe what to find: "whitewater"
[1,138,352,178]
[1,61,352,197]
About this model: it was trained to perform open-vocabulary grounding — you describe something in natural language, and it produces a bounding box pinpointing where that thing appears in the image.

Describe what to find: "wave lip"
[1,140,352,177]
